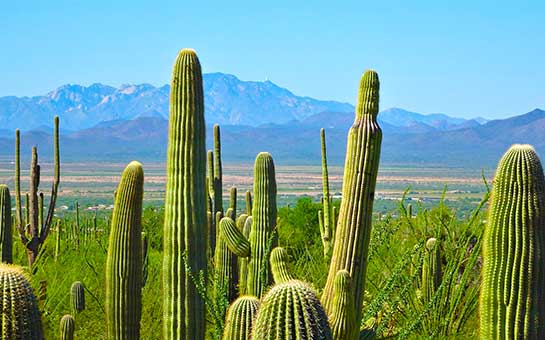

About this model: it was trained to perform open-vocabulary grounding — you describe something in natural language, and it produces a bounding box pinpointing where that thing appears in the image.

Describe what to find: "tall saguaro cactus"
[321,70,382,322]
[163,48,207,340]
[0,185,12,263]
[318,128,335,262]
[106,161,144,340]
[15,116,60,267]
[479,145,545,339]
[220,152,277,298]
[208,124,223,253]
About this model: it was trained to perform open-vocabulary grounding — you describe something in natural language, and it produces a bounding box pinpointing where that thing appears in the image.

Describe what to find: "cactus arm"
[329,270,357,340]
[219,217,250,257]
[245,190,252,215]
[13,129,28,245]
[40,116,60,243]
[270,247,294,284]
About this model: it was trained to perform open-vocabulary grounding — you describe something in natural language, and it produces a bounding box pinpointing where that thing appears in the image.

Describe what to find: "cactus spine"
[105,161,144,339]
[163,48,207,340]
[318,128,335,262]
[479,145,545,339]
[14,116,60,267]
[421,238,441,303]
[329,270,357,340]
[60,314,75,340]
[0,264,43,339]
[220,152,277,298]
[252,280,333,339]
[321,70,382,322]
[222,296,260,340]
[0,185,12,263]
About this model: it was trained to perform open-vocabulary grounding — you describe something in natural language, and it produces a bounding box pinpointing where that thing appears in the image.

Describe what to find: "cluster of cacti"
[60,314,75,340]
[162,48,207,340]
[321,70,382,326]
[14,116,60,267]
[0,264,43,339]
[70,281,85,314]
[105,161,144,339]
[0,185,12,263]
[479,145,545,338]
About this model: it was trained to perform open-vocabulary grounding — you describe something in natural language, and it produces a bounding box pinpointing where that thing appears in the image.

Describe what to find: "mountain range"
[2,74,543,168]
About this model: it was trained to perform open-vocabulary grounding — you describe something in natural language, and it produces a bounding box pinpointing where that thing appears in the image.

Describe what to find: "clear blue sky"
[1,1,544,119]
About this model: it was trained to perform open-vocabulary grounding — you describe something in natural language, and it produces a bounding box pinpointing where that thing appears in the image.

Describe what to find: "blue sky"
[1,1,544,119]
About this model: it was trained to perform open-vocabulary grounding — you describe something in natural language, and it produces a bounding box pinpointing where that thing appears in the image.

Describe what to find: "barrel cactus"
[0,185,12,263]
[322,70,382,322]
[60,314,75,340]
[0,264,43,339]
[479,144,545,338]
[222,296,260,340]
[105,161,144,339]
[70,281,85,314]
[252,280,332,339]
[163,48,207,340]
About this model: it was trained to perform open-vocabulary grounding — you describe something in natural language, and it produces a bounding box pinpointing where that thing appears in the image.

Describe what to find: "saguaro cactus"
[60,314,75,340]
[208,124,223,253]
[105,161,144,339]
[321,70,382,322]
[222,296,260,340]
[421,238,441,303]
[15,116,60,267]
[70,281,85,314]
[219,152,277,298]
[318,128,335,262]
[163,48,207,340]
[252,280,333,339]
[0,185,12,263]
[479,145,545,338]
[329,270,357,340]
[0,264,43,339]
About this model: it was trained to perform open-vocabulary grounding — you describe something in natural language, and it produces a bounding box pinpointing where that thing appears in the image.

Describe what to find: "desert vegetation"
[1,48,543,340]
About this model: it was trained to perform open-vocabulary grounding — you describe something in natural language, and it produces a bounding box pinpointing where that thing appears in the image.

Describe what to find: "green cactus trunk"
[0,185,12,263]
[318,128,334,262]
[0,264,43,339]
[479,145,545,339]
[105,161,144,339]
[70,281,85,314]
[252,280,333,339]
[222,296,260,340]
[321,70,382,322]
[247,152,277,298]
[60,314,75,340]
[162,48,207,340]
[237,215,251,295]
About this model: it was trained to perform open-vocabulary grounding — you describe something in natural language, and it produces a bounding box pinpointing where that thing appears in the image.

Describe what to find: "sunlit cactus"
[322,70,382,323]
[421,238,441,303]
[0,264,43,339]
[70,281,85,314]
[222,295,260,340]
[270,246,294,284]
[479,144,545,338]
[162,48,207,340]
[252,280,332,339]
[60,314,75,340]
[329,270,357,340]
